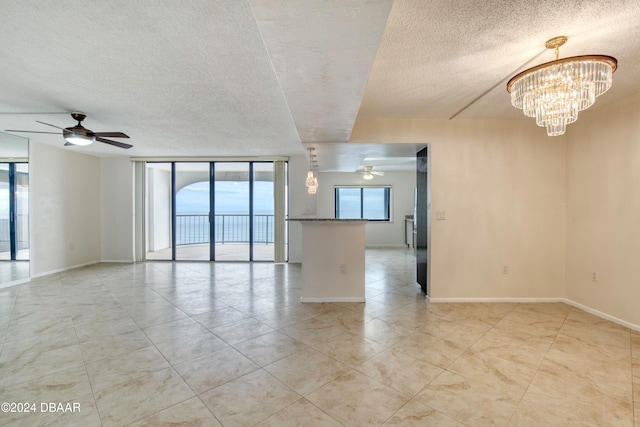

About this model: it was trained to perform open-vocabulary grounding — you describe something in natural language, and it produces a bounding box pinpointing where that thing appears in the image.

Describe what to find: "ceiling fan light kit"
[5,112,132,149]
[507,36,617,136]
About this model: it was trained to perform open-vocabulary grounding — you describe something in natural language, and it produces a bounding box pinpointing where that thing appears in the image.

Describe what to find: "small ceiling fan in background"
[5,112,132,149]
[357,165,384,180]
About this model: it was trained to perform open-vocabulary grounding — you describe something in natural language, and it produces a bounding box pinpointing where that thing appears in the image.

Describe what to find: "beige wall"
[30,143,101,275]
[351,118,566,300]
[565,93,640,327]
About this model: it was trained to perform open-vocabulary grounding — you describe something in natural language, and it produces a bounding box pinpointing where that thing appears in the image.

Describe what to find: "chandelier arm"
[449,49,547,120]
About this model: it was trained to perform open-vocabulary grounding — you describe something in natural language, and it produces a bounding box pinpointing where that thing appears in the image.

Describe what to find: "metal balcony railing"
[176,214,274,246]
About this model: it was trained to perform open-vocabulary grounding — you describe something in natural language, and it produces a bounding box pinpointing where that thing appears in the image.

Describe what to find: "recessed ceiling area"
[1,1,639,170]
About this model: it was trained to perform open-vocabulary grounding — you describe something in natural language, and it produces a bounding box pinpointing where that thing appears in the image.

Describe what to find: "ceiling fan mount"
[5,112,132,149]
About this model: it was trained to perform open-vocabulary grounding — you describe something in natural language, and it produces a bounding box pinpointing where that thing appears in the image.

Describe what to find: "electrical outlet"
[502,265,508,274]
[592,271,598,282]
[340,264,346,274]
[436,210,446,220]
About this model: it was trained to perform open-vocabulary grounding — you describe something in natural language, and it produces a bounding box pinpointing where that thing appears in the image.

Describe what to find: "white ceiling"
[1,1,639,171]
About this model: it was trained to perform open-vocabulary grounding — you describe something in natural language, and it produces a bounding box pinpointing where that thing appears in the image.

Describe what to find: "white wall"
[315,171,416,247]
[100,157,134,262]
[287,153,317,263]
[565,92,640,327]
[351,118,567,300]
[30,143,101,275]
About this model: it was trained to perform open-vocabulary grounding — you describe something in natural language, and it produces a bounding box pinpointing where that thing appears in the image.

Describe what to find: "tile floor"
[0,248,638,426]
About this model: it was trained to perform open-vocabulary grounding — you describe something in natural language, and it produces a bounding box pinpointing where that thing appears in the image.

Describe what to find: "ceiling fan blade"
[5,129,60,134]
[96,136,132,149]
[36,120,66,130]
[93,132,129,138]
[373,171,385,176]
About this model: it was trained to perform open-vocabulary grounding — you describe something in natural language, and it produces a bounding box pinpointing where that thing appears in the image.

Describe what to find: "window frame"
[334,185,392,221]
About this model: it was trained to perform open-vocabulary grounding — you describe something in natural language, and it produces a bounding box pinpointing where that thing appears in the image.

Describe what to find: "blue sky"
[177,181,274,214]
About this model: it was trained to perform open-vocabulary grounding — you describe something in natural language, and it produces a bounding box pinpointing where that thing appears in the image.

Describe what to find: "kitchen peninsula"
[289,218,367,302]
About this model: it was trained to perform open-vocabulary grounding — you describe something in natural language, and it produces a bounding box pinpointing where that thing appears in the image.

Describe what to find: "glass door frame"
[146,160,283,262]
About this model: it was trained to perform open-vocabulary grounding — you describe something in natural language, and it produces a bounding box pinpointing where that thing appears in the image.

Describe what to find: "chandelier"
[507,36,617,136]
[305,148,318,194]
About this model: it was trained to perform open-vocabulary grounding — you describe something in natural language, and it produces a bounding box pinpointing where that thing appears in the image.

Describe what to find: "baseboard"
[564,299,640,333]
[30,260,101,278]
[365,244,407,248]
[429,297,565,303]
[100,260,134,263]
[428,296,640,333]
[301,297,366,303]
[0,277,31,289]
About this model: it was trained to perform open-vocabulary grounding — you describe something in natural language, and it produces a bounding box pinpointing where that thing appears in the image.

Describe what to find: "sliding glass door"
[0,163,29,262]
[145,161,283,262]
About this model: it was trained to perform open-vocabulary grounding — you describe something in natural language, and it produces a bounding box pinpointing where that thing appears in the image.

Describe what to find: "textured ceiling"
[1,1,639,171]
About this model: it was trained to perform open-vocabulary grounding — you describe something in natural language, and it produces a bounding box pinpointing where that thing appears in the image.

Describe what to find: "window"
[335,186,391,221]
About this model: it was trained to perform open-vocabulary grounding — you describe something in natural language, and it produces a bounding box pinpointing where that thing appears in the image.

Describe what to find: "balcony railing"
[176,214,274,246]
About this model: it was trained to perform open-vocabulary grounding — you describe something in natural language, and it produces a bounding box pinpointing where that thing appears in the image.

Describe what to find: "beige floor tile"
[414,370,518,426]
[469,329,548,369]
[253,306,318,329]
[155,330,228,364]
[420,317,487,348]
[391,331,466,368]
[0,366,93,425]
[559,318,632,352]
[127,397,222,427]
[141,317,210,344]
[355,348,442,397]
[281,316,349,346]
[512,302,572,319]
[210,317,275,345]
[382,399,464,426]
[2,393,102,427]
[85,346,170,392]
[78,328,152,362]
[265,348,349,395]
[306,371,407,427]
[94,367,194,427]
[311,330,386,367]
[200,369,300,427]
[2,250,638,426]
[192,306,250,330]
[351,318,415,347]
[447,348,537,398]
[508,399,591,427]
[0,340,84,388]
[233,331,308,366]
[174,346,258,394]
[255,398,343,427]
[523,369,634,426]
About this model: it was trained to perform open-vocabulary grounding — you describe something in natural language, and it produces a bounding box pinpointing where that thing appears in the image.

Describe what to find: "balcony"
[147,213,278,260]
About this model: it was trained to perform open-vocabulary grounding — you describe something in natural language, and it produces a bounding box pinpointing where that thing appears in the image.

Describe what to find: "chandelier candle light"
[507,36,617,136]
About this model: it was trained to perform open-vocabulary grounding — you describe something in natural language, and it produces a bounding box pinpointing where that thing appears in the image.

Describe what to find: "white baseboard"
[30,260,100,278]
[564,299,640,333]
[100,260,134,263]
[0,277,31,289]
[301,297,366,303]
[428,296,640,333]
[429,297,565,303]
[365,244,407,248]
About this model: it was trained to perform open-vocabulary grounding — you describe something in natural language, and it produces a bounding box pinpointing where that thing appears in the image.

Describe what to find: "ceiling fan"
[5,112,132,149]
[358,165,384,180]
